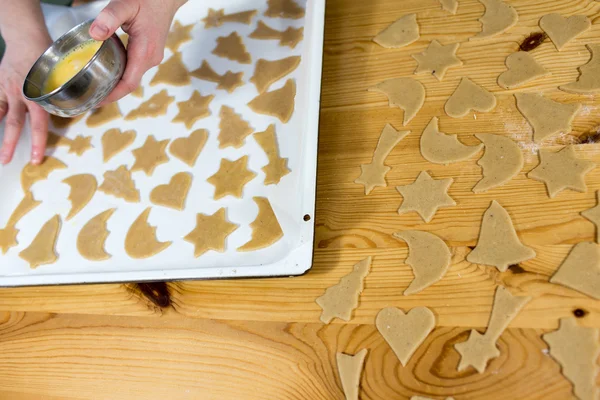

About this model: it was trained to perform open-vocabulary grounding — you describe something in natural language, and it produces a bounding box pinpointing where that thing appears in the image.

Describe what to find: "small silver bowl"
[23,19,126,117]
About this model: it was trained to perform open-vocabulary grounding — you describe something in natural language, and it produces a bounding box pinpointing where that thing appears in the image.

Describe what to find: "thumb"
[90,0,138,40]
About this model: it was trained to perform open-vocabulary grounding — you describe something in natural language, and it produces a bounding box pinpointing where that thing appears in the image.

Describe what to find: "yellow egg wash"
[44,40,103,93]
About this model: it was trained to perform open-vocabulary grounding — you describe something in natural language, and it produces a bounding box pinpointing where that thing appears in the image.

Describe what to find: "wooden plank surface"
[2,0,600,398]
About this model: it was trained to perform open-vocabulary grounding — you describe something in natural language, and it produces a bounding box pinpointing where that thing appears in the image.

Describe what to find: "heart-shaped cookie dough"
[445,78,496,118]
[375,306,435,366]
[169,129,208,167]
[540,14,591,51]
[498,51,549,89]
[102,128,136,163]
[150,172,192,211]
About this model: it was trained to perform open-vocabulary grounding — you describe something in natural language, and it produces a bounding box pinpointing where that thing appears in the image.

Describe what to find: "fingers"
[0,98,26,165]
[0,90,7,123]
[90,0,139,41]
[27,102,48,165]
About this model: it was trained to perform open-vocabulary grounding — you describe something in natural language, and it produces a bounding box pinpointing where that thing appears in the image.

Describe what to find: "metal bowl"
[23,19,126,117]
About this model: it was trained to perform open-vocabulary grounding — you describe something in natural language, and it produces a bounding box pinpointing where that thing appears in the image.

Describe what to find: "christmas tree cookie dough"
[125,208,172,259]
[131,135,170,176]
[373,14,419,49]
[207,156,256,200]
[62,174,97,221]
[420,117,482,164]
[98,166,140,203]
[19,215,61,268]
[102,128,136,163]
[248,79,296,123]
[169,129,207,167]
[77,208,115,261]
[171,90,214,129]
[184,208,238,257]
[412,40,462,81]
[368,78,425,126]
[238,197,284,251]
[396,171,456,223]
[514,93,580,143]
[149,172,192,211]
[212,32,251,64]
[473,134,523,193]
[249,21,304,48]
[218,106,254,149]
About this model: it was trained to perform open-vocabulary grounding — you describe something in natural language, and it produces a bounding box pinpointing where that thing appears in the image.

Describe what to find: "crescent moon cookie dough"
[131,135,170,176]
[420,117,482,165]
[373,14,419,49]
[171,90,214,129]
[125,89,175,120]
[150,52,190,87]
[336,349,368,400]
[217,106,254,149]
[412,40,462,81]
[77,208,116,261]
[248,79,296,123]
[264,0,305,19]
[125,207,172,259]
[539,14,591,51]
[190,61,244,93]
[19,215,61,269]
[62,174,98,221]
[396,171,456,223]
[249,21,304,49]
[149,172,192,211]
[497,51,550,89]
[184,208,239,257]
[444,78,496,118]
[98,166,140,203]
[102,128,137,163]
[21,156,67,192]
[165,20,194,52]
[514,93,580,143]
[250,56,301,94]
[560,44,600,94]
[0,191,41,254]
[471,0,518,41]
[86,102,122,127]
[237,197,284,252]
[368,78,425,126]
[472,134,523,193]
[254,124,291,185]
[207,156,256,200]
[212,32,251,64]
[202,8,257,28]
[169,129,207,167]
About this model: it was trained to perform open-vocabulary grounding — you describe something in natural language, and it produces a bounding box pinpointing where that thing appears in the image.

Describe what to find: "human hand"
[90,0,187,104]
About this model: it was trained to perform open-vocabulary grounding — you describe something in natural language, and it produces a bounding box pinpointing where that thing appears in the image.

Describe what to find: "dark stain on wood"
[576,129,600,144]
[135,282,171,308]
[573,308,587,318]
[509,264,526,274]
[520,32,547,51]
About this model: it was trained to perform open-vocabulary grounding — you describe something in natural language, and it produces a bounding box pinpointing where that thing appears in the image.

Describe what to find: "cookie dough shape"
[249,21,304,48]
[125,90,175,120]
[445,78,496,118]
[150,52,190,86]
[467,200,535,272]
[131,85,143,98]
[165,20,193,52]
[86,102,122,127]
[46,131,71,149]
[316,257,372,323]
[212,32,251,64]
[184,208,238,257]
[498,52,550,89]
[248,79,296,123]
[514,93,580,143]
[190,61,244,93]
[550,242,600,300]
[373,14,419,49]
[131,135,170,176]
[528,146,595,198]
[77,208,115,261]
[412,40,462,81]
[125,208,171,259]
[254,124,290,185]
[539,14,591,51]
[98,166,140,203]
[172,90,214,129]
[251,56,301,94]
[375,307,435,366]
[471,0,518,40]
[0,191,41,254]
[396,171,456,223]
[62,174,97,221]
[473,134,523,193]
[69,135,93,156]
[150,172,192,211]
[337,349,368,400]
[581,191,600,243]
[393,230,451,296]
[21,156,67,191]
[439,0,458,14]
[455,286,531,373]
[218,106,254,149]
[368,78,425,126]
[420,117,482,165]
[355,124,409,194]
[102,128,136,162]
[19,215,61,268]
[202,8,256,28]
[264,0,305,19]
[207,156,256,200]
[51,113,84,129]
[169,129,207,167]
[238,197,284,251]
[560,44,600,94]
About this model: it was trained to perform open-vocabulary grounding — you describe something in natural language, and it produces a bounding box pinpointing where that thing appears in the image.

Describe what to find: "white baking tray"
[0,0,324,286]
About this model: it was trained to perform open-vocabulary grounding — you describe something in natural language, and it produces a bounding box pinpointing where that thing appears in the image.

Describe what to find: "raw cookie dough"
[165,20,193,52]
[337,349,368,400]
[202,8,257,28]
[254,124,290,185]
[264,0,305,19]
[396,171,456,223]
[149,172,192,211]
[249,21,304,48]
[467,200,536,272]
[207,156,256,199]
[412,40,462,81]
[439,0,458,14]
[455,286,531,373]
[21,156,67,191]
[150,52,191,86]
[238,197,284,251]
[248,79,296,123]
[125,207,172,259]
[368,77,425,126]
[0,191,41,254]
[393,230,451,296]
[190,61,244,93]
[51,113,84,129]
[86,102,122,127]
[444,77,496,118]
[373,14,419,49]
[471,0,518,40]
[316,257,372,323]
[62,174,97,221]
[102,128,136,162]
[184,208,238,257]
[581,191,600,242]
[171,90,214,129]
[560,44,600,94]
[527,146,595,198]
[550,242,600,300]
[212,32,251,64]
[98,166,140,203]
[218,105,254,149]
[539,14,591,51]
[497,51,550,89]
[472,134,523,193]
[19,215,61,268]
[543,318,600,400]
[68,135,93,156]
[355,124,409,194]
[420,117,482,164]
[131,135,170,176]
[46,131,71,150]
[251,56,301,94]
[125,89,175,120]
[169,129,207,167]
[375,306,435,366]
[514,93,580,143]
[77,208,116,261]
[131,85,144,98]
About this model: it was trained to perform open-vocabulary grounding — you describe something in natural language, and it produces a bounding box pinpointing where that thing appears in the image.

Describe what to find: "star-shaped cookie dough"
[581,191,600,242]
[184,208,238,257]
[69,135,93,156]
[207,156,256,200]
[412,40,463,81]
[165,20,194,52]
[396,171,456,222]
[0,226,18,254]
[131,135,170,176]
[172,91,214,129]
[528,146,596,198]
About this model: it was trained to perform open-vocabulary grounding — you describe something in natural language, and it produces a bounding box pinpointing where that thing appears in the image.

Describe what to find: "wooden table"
[2,0,600,398]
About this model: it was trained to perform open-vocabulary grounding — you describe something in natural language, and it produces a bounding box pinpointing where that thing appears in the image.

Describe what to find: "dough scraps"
[543,318,600,400]
[131,135,170,176]
[396,171,456,223]
[125,89,175,120]
[264,0,305,19]
[439,0,458,14]
[375,306,435,366]
[455,286,531,373]
[471,0,518,41]
[190,61,244,93]
[102,128,136,163]
[169,129,207,167]
[420,117,482,165]
[149,172,192,211]
[355,124,409,194]
[238,197,284,251]
[51,113,84,129]
[249,21,304,49]
[412,40,462,81]
[212,32,251,64]
[202,8,257,28]
[86,102,122,127]
[207,156,256,200]
[373,14,419,49]
[550,242,600,300]
[98,165,140,203]
[62,174,97,221]
[337,349,367,400]
[497,51,550,89]
[514,93,580,143]
[582,190,600,243]
[539,14,591,51]
[560,44,600,94]
[472,134,523,193]
[125,207,172,259]
[218,105,254,149]
[171,90,214,129]
[19,215,61,269]
[77,208,115,261]
[248,79,296,123]
[527,146,595,198]
[393,230,451,296]
[316,257,372,323]
[368,77,425,126]
[165,20,194,52]
[444,77,496,118]
[467,200,536,272]
[251,56,301,94]
[254,124,291,185]
[0,191,41,254]
[21,156,67,191]
[150,52,191,86]
[184,208,238,257]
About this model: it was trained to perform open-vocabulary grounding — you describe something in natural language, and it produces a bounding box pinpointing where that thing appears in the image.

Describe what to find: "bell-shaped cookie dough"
[514,93,580,143]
